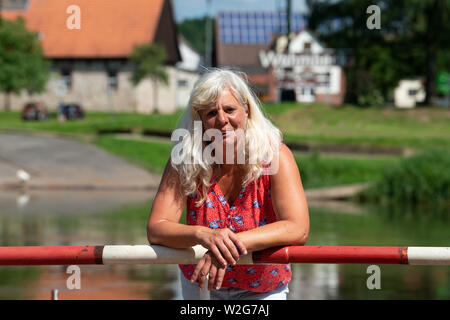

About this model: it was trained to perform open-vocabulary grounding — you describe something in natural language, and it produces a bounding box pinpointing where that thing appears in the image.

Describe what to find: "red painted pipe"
[253,246,409,264]
[0,245,414,266]
[0,246,103,265]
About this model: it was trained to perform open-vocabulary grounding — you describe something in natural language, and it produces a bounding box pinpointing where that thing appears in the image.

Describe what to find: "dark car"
[22,102,49,121]
[58,103,85,120]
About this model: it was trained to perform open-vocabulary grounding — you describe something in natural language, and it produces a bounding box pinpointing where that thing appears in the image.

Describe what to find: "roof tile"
[2,0,165,58]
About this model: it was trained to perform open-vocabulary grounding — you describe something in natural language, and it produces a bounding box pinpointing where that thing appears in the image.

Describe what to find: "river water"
[0,190,448,299]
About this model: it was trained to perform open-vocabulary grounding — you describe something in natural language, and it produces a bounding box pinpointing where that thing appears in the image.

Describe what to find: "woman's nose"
[216,109,227,125]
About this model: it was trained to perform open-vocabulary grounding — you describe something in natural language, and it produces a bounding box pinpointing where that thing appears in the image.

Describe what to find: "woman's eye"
[225,108,234,113]
[207,111,217,117]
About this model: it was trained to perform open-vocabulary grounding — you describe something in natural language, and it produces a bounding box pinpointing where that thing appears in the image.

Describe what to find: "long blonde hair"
[171,68,282,205]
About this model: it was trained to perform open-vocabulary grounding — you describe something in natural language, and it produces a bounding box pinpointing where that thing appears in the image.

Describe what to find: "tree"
[306,0,450,106]
[0,17,50,111]
[405,0,450,104]
[178,17,211,57]
[130,43,168,112]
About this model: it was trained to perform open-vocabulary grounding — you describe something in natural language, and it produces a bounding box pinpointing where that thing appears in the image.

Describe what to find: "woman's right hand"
[195,227,247,267]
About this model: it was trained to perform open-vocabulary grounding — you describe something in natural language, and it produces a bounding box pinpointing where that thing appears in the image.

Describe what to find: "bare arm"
[147,158,198,248]
[147,158,246,265]
[236,144,310,251]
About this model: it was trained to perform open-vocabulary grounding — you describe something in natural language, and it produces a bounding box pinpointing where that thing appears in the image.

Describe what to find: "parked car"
[58,103,85,120]
[22,102,49,121]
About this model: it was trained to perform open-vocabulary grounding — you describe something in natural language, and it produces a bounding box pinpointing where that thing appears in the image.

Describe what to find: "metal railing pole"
[0,245,449,266]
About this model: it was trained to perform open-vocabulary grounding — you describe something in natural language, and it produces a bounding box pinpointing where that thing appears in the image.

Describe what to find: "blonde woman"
[147,69,309,300]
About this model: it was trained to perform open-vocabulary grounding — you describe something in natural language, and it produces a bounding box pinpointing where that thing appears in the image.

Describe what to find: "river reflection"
[0,190,448,299]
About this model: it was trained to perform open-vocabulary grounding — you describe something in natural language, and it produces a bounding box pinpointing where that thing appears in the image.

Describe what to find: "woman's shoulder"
[279,142,292,157]
[267,143,298,180]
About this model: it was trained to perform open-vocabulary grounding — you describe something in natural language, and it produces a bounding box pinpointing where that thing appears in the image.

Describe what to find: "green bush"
[360,149,450,206]
[357,89,385,107]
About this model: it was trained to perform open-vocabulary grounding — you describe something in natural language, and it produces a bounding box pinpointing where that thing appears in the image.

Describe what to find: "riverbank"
[0,130,393,200]
[4,102,445,197]
[1,103,449,151]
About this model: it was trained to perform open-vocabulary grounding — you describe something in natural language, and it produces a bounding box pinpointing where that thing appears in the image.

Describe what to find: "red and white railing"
[0,245,449,266]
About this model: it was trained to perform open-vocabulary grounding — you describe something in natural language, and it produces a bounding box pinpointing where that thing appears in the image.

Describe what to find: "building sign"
[259,50,339,90]
[254,30,345,104]
[259,51,338,68]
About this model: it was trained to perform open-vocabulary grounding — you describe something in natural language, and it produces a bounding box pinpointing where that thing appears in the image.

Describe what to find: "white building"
[175,36,203,109]
[2,0,200,114]
[259,29,346,105]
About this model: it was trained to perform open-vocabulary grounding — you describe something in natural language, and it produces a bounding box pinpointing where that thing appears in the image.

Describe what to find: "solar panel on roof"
[218,11,307,45]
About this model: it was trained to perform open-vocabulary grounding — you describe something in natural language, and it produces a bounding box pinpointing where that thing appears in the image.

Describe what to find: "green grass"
[1,102,449,149]
[360,148,450,206]
[294,151,400,189]
[269,103,450,149]
[1,103,444,190]
[93,135,172,174]
[91,135,400,189]
[0,110,183,135]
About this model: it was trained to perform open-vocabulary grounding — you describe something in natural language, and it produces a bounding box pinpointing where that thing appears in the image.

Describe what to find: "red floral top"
[179,170,291,293]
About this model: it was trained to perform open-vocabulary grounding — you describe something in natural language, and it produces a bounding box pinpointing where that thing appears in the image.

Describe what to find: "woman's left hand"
[191,251,228,290]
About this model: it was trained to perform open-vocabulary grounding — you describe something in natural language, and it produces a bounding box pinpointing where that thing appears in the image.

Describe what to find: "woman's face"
[198,87,248,145]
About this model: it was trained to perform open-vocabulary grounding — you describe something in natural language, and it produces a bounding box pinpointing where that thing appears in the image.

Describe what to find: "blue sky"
[172,0,308,22]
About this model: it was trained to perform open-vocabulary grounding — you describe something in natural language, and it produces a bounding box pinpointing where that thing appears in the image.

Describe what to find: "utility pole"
[286,0,291,50]
[205,0,212,68]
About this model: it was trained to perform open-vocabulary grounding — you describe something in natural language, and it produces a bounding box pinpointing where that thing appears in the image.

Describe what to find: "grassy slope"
[2,103,449,149]
[93,135,400,189]
[0,110,183,135]
[6,102,446,188]
[93,135,172,174]
[265,103,450,149]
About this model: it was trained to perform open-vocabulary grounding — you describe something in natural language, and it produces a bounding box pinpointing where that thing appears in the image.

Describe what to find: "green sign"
[437,72,450,94]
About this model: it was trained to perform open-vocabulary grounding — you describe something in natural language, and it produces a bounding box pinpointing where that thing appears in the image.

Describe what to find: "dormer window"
[304,42,311,51]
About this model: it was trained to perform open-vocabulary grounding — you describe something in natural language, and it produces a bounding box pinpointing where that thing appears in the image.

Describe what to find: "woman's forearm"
[147,220,205,249]
[147,219,308,253]
[236,220,308,253]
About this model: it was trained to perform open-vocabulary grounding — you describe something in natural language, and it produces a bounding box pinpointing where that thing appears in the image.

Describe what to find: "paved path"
[0,132,161,190]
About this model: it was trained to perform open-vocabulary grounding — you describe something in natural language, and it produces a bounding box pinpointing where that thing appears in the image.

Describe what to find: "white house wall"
[135,66,178,114]
[289,31,325,54]
[0,64,182,114]
[313,66,341,95]
[175,69,200,109]
[177,40,202,72]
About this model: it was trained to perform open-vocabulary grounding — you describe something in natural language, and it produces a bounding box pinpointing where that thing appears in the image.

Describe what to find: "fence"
[1,245,449,266]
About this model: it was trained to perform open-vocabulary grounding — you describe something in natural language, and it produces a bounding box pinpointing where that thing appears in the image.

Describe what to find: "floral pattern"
[179,172,291,293]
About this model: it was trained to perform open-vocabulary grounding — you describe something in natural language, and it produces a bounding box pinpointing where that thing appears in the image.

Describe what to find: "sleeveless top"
[179,170,291,293]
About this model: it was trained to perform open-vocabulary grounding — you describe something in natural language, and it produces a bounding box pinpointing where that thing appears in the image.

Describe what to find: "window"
[408,89,418,96]
[304,42,311,51]
[177,79,188,88]
[61,69,72,90]
[107,70,118,91]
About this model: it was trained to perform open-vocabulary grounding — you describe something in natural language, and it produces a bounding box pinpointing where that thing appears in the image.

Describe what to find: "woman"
[147,69,309,300]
